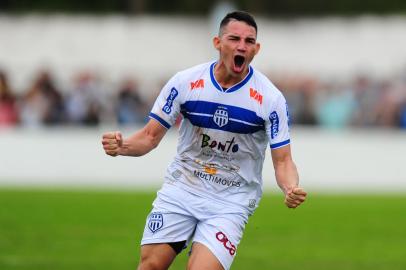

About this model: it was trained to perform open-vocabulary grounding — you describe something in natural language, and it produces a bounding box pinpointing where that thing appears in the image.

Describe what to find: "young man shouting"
[102,11,307,270]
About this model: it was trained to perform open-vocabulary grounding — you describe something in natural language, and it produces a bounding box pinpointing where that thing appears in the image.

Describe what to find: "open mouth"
[232,55,246,73]
[234,55,245,68]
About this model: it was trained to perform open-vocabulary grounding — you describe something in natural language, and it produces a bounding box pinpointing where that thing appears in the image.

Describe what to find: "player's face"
[213,20,260,77]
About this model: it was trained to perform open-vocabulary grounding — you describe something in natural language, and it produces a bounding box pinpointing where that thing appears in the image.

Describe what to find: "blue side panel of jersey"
[180,100,265,134]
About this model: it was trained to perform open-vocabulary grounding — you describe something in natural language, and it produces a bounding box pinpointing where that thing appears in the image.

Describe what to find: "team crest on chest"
[213,106,229,127]
[148,212,163,233]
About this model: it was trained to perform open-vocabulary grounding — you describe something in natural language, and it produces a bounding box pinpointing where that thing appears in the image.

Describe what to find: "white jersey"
[149,61,290,215]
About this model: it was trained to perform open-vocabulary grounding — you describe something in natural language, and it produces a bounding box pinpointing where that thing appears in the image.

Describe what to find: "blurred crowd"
[272,72,406,129]
[0,69,150,128]
[1,68,406,129]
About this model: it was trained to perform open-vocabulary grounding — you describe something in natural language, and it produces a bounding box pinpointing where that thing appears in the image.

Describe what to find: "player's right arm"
[103,71,183,157]
[101,118,167,157]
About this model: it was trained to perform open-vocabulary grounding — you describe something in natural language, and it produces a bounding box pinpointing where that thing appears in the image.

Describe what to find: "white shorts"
[141,184,248,270]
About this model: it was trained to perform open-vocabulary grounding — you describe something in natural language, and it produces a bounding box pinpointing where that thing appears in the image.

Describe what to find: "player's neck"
[214,62,248,89]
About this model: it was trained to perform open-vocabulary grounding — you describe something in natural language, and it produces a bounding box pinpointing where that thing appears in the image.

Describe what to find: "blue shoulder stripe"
[180,100,264,134]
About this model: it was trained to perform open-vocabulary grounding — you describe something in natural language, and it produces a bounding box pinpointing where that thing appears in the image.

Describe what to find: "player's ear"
[213,36,221,51]
[254,42,261,55]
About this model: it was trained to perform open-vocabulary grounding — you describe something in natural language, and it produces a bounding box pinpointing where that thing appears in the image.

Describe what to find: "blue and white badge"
[148,212,163,233]
[213,106,229,127]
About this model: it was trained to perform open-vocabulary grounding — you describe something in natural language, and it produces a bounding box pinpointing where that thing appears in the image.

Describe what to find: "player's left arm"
[271,145,307,208]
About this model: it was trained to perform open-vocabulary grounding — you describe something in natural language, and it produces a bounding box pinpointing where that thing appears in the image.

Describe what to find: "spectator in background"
[376,80,406,127]
[65,71,102,126]
[5,67,406,130]
[274,74,317,126]
[399,102,406,128]
[116,78,148,125]
[19,70,65,127]
[315,81,357,129]
[400,72,406,129]
[350,75,379,127]
[0,70,19,127]
[295,77,318,125]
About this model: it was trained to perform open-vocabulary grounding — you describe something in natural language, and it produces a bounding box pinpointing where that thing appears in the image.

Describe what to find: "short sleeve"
[149,73,182,129]
[265,93,291,149]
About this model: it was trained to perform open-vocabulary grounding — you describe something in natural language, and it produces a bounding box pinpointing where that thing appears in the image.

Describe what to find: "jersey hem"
[161,181,253,219]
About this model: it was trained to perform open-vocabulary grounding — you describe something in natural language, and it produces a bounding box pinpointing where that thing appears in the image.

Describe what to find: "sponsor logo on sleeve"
[162,87,178,114]
[216,231,236,256]
[148,212,163,233]
[286,102,291,127]
[190,79,204,90]
[270,111,279,139]
[249,88,263,105]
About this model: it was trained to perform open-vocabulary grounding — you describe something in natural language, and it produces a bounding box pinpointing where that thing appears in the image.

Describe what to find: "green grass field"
[0,189,405,270]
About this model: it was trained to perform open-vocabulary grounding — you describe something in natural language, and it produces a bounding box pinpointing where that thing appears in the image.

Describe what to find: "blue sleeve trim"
[270,139,290,149]
[149,112,171,129]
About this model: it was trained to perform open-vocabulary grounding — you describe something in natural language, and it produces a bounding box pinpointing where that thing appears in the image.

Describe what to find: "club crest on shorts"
[213,107,229,127]
[148,212,163,233]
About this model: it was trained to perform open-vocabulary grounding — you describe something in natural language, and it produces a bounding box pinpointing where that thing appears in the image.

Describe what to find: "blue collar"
[210,62,254,93]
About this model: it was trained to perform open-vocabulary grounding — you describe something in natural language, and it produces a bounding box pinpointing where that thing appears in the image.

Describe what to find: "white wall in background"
[1,127,405,192]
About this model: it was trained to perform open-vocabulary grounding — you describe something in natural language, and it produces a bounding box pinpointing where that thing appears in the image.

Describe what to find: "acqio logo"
[162,87,178,114]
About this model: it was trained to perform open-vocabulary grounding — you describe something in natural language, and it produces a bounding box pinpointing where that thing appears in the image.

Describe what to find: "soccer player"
[102,11,307,270]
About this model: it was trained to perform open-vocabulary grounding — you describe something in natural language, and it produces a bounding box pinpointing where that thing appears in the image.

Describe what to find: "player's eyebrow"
[227,35,256,44]
[227,34,241,39]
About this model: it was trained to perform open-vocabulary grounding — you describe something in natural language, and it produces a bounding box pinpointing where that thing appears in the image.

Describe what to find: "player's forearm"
[118,130,160,157]
[274,159,299,195]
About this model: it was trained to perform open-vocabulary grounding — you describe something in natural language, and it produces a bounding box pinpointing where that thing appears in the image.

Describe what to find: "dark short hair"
[219,11,258,35]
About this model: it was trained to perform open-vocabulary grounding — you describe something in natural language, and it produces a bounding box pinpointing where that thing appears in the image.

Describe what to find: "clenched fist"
[284,187,307,209]
[102,131,123,157]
